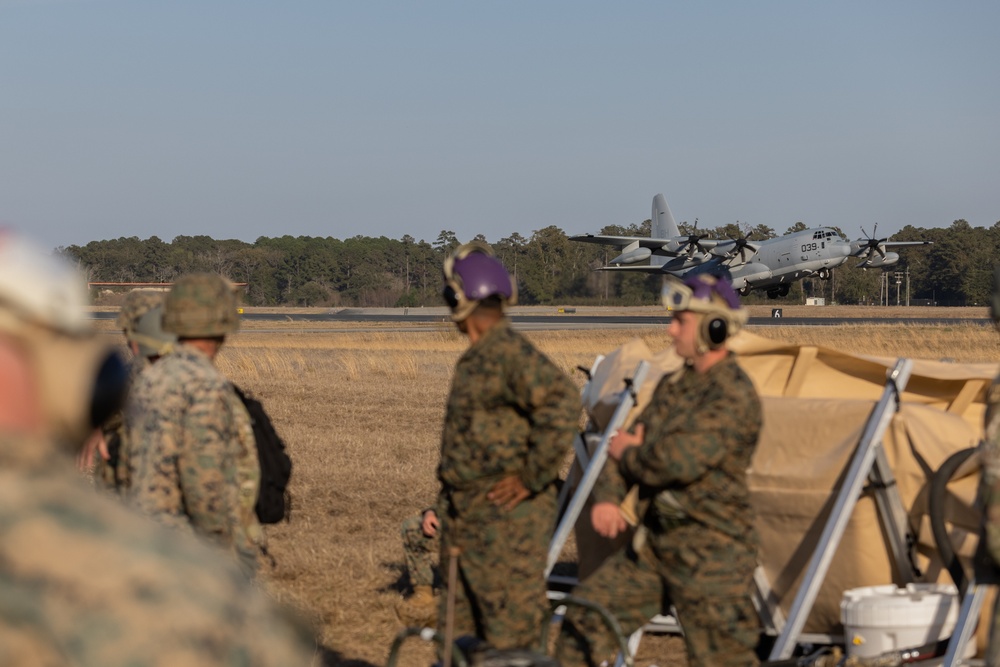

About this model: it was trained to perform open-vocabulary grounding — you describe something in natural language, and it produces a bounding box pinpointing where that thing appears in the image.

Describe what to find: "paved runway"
[89,309,990,330]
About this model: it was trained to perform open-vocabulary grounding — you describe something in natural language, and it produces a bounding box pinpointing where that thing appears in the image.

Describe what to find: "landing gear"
[739,286,752,297]
[818,269,831,280]
[766,285,790,299]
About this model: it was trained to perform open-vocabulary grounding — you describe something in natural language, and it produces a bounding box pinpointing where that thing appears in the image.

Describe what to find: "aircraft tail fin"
[652,194,680,239]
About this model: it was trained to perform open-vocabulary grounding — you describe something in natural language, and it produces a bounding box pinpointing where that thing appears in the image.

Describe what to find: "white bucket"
[840,583,973,663]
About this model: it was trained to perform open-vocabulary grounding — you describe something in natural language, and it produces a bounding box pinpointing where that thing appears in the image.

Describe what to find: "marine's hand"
[488,475,530,511]
[608,423,644,461]
[76,429,108,472]
[421,510,439,538]
[592,502,627,539]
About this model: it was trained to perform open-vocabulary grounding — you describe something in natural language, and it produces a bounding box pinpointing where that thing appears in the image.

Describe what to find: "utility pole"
[905,267,910,307]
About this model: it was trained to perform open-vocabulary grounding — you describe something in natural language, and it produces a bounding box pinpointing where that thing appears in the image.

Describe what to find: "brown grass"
[203,322,997,666]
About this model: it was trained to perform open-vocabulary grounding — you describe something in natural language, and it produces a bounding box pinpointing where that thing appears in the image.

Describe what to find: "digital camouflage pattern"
[115,289,162,331]
[163,272,239,338]
[0,434,316,667]
[559,355,762,667]
[401,512,439,588]
[91,356,151,495]
[436,321,579,649]
[127,345,261,572]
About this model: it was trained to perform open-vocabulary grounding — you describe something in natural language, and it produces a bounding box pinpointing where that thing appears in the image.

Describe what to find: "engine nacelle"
[610,247,652,265]
[857,252,899,269]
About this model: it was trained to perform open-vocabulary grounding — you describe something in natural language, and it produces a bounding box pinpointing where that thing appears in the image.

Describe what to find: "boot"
[395,585,438,627]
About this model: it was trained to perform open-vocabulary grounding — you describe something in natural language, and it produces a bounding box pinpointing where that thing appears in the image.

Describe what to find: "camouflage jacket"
[980,376,1000,564]
[127,345,260,564]
[437,321,579,515]
[0,435,315,666]
[596,355,762,549]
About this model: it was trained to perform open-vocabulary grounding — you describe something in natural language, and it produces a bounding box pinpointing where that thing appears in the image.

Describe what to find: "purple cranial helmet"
[442,242,518,322]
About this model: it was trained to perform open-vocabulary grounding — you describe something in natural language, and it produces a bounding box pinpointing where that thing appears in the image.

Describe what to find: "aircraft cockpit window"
[813,231,822,239]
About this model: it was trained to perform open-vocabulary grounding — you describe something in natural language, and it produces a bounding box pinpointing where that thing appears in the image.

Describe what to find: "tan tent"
[731,331,996,636]
[576,331,998,641]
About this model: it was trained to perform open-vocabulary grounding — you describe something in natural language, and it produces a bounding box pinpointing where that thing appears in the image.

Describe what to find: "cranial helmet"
[131,304,177,359]
[442,242,518,322]
[163,273,240,338]
[117,290,162,332]
[661,273,749,353]
[0,230,127,444]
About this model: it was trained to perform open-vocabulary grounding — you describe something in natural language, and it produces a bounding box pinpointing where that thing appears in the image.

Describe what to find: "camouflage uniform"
[436,320,579,650]
[92,291,163,493]
[0,434,315,666]
[401,511,440,589]
[558,356,762,667]
[127,345,262,574]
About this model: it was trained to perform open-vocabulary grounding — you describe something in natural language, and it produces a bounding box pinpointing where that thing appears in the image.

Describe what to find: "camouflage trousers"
[401,513,440,589]
[437,489,556,651]
[557,532,760,667]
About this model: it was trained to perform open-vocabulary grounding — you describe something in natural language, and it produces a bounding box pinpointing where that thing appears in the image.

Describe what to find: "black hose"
[928,447,977,596]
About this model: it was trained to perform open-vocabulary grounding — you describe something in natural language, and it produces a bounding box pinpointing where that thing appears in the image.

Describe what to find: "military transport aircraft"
[570,194,932,299]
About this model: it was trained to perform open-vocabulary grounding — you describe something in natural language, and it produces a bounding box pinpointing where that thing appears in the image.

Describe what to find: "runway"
[88,309,991,331]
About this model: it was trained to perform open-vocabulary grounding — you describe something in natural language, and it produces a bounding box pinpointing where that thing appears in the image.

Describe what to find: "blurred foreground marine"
[396,508,441,626]
[978,264,1000,666]
[0,232,315,665]
[557,273,762,667]
[436,242,579,649]
[128,272,263,574]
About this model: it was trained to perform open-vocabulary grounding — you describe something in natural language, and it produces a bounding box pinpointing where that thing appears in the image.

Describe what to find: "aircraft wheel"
[766,289,781,299]
[778,284,790,297]
[739,286,752,297]
[818,269,831,280]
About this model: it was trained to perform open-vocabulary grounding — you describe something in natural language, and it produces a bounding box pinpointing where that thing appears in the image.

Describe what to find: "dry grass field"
[170,316,998,666]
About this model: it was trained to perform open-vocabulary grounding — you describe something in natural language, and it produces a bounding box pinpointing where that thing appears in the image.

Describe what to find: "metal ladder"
[768,359,926,659]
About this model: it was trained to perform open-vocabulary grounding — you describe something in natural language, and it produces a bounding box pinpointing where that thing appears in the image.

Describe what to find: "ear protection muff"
[701,314,729,350]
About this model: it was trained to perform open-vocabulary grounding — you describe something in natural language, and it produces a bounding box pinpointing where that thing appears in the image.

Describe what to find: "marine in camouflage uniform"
[978,265,1000,667]
[89,289,161,492]
[558,274,761,667]
[436,243,579,650]
[127,273,262,575]
[401,509,440,590]
[0,232,315,666]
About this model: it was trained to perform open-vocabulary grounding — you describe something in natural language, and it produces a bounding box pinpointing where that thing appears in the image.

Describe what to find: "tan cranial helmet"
[661,273,749,353]
[0,230,127,444]
[163,273,240,338]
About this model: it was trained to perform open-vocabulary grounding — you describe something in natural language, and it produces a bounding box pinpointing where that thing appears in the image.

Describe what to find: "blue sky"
[2,1,998,251]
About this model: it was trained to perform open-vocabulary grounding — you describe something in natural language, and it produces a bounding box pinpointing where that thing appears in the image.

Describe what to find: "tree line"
[58,217,1000,308]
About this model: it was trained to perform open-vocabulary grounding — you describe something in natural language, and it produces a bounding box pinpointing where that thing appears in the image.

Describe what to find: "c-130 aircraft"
[570,194,932,299]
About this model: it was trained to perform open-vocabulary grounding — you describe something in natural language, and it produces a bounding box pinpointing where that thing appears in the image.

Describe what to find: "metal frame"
[769,358,919,660]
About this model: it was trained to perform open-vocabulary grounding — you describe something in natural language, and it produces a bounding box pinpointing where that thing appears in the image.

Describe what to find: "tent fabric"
[574,331,999,637]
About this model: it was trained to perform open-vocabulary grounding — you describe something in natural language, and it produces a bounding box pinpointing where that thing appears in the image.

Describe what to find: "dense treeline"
[59,218,1000,308]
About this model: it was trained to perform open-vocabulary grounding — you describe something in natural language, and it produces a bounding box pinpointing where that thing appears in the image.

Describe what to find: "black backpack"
[233,385,293,524]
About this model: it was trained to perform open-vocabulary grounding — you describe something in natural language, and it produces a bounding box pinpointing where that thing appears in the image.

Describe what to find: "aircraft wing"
[850,239,933,255]
[568,234,669,249]
[569,233,725,257]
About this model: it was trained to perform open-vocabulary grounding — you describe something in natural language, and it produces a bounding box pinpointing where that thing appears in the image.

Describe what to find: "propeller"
[857,224,888,260]
[677,219,711,256]
[722,230,761,265]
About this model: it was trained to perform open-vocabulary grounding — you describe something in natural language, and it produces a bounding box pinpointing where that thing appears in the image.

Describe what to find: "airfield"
[87,306,998,666]
[90,303,997,332]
